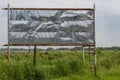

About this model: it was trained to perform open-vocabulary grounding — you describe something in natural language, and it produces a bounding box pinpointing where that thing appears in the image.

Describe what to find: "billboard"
[8,9,94,45]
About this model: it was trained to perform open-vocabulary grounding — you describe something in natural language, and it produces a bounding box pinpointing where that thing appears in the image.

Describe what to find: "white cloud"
[3,0,94,8]
[96,0,120,15]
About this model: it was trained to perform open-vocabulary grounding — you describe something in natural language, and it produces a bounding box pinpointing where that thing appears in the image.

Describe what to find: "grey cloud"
[0,0,120,47]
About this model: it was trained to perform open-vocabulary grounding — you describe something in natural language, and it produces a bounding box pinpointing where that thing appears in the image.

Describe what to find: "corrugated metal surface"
[8,10,94,44]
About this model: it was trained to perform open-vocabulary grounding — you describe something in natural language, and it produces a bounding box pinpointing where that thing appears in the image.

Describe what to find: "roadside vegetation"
[0,49,120,80]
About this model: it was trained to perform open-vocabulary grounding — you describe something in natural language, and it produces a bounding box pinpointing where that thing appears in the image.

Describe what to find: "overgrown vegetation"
[0,50,120,80]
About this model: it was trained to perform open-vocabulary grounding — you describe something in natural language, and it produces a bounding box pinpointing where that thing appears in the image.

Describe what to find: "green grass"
[0,50,120,80]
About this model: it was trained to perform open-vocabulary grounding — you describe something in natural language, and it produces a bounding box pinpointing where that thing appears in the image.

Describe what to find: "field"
[0,49,120,80]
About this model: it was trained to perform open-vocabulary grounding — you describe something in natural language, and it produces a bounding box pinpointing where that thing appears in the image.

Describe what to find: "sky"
[0,0,120,48]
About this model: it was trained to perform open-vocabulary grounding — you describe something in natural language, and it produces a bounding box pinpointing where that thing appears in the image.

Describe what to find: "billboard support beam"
[93,4,96,76]
[7,3,10,62]
[3,8,94,10]
[3,3,96,76]
[88,46,90,62]
[29,45,31,54]
[33,46,37,65]
[7,45,10,62]
[82,47,85,64]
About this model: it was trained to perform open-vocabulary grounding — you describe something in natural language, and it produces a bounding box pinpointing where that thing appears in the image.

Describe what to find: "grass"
[0,50,120,80]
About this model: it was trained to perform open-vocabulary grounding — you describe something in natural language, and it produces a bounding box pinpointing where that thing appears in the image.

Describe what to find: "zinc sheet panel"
[8,9,94,45]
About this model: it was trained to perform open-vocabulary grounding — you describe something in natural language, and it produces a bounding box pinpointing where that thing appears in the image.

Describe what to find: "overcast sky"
[0,0,120,48]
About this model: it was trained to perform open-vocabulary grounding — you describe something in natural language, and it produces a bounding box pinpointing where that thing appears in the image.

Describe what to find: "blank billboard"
[8,9,94,45]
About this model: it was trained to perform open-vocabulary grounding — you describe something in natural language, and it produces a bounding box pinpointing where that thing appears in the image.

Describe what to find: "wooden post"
[33,46,37,65]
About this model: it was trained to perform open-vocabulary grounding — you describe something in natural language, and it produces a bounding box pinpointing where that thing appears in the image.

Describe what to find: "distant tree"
[71,47,82,50]
[57,48,70,50]
[46,47,54,51]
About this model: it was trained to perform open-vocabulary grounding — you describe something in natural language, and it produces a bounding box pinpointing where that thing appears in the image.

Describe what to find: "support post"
[7,45,10,62]
[29,45,31,54]
[82,47,85,64]
[94,45,96,76]
[7,4,10,62]
[88,46,90,62]
[93,4,96,76]
[33,46,37,65]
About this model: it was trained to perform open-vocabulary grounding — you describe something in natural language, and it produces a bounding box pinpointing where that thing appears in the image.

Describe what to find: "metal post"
[29,45,31,54]
[94,48,96,75]
[82,47,85,64]
[7,45,10,62]
[88,46,90,62]
[94,45,96,76]
[33,46,37,65]
[7,3,10,62]
[93,4,96,76]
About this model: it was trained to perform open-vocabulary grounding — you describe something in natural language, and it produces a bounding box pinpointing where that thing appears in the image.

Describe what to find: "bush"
[69,59,83,74]
[53,60,70,77]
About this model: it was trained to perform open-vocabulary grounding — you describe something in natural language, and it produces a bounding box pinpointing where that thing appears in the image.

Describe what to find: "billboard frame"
[3,4,96,75]
[3,7,95,46]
